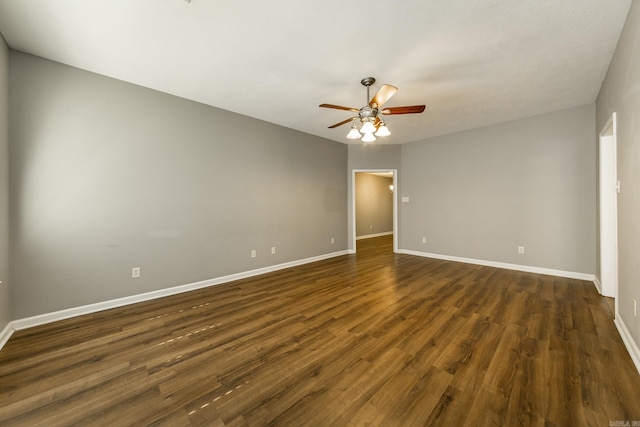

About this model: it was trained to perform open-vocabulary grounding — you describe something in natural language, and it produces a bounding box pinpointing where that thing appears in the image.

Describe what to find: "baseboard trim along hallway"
[1,247,600,352]
[6,250,350,337]
[397,249,595,282]
[6,242,636,377]
[1,236,638,425]
[615,315,640,374]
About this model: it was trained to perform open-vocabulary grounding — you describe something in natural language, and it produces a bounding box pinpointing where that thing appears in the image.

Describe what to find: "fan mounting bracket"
[360,77,376,87]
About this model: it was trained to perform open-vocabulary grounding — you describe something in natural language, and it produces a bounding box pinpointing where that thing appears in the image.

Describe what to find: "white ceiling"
[0,0,631,144]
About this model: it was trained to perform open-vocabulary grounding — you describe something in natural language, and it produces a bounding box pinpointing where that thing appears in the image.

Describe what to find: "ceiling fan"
[319,77,426,143]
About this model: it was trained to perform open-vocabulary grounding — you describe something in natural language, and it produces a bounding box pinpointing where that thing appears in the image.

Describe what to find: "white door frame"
[598,112,618,305]
[351,169,398,253]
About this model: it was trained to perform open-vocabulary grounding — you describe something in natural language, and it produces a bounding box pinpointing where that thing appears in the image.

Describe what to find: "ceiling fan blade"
[328,117,358,128]
[319,103,359,112]
[369,84,398,108]
[381,105,426,115]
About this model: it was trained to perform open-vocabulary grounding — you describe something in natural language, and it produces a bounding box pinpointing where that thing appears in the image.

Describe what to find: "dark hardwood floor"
[1,235,639,426]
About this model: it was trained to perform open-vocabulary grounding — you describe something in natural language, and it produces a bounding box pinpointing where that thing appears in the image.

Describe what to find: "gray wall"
[400,104,596,274]
[347,144,401,250]
[355,173,393,237]
[596,1,640,350]
[9,52,347,319]
[0,35,9,330]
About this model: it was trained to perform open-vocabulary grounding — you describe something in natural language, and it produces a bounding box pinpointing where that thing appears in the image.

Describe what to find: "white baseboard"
[0,322,14,350]
[396,249,596,281]
[355,231,393,240]
[8,250,349,334]
[593,276,603,294]
[3,247,638,377]
[614,315,640,375]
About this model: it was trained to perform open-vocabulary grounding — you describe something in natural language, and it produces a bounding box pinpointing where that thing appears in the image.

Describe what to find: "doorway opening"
[598,112,618,309]
[351,169,398,253]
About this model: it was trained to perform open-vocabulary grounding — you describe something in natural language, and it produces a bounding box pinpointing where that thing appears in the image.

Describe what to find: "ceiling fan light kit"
[319,77,426,144]
[346,124,361,139]
[361,131,376,143]
[360,120,376,134]
[375,121,390,137]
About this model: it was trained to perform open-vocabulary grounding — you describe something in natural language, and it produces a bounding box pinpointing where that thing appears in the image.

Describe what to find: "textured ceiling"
[0,0,631,144]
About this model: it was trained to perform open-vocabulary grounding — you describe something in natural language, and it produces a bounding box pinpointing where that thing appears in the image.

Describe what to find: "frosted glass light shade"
[360,121,376,134]
[346,125,361,139]
[361,132,376,143]
[375,124,390,137]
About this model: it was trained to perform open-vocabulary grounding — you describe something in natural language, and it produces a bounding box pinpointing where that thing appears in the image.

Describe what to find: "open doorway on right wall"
[598,112,619,308]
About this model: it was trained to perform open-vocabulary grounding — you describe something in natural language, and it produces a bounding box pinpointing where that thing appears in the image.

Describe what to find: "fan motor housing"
[359,106,378,121]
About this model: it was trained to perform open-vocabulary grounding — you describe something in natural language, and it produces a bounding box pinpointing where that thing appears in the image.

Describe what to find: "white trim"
[0,322,14,350]
[593,276,602,294]
[614,316,640,375]
[3,248,637,374]
[351,169,398,254]
[598,112,618,301]
[356,231,393,240]
[9,250,349,333]
[396,249,595,281]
